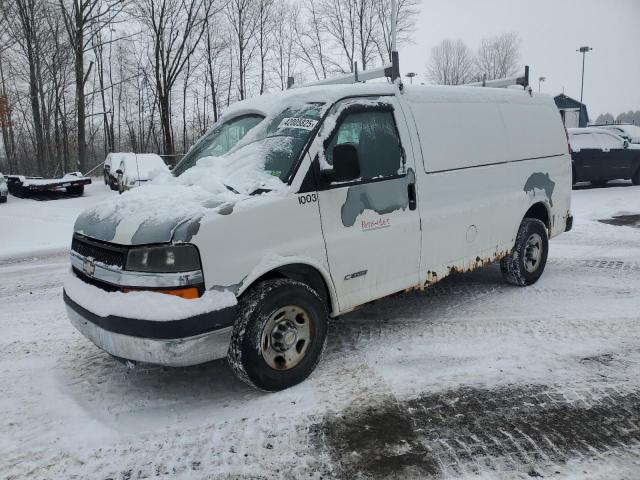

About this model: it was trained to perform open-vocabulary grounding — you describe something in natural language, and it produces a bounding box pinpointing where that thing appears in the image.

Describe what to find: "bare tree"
[426,38,475,86]
[12,0,49,173]
[227,0,260,100]
[204,15,228,122]
[272,0,299,90]
[295,0,328,81]
[256,0,276,94]
[475,32,521,81]
[374,0,419,63]
[58,0,125,172]
[136,0,218,155]
[319,0,356,72]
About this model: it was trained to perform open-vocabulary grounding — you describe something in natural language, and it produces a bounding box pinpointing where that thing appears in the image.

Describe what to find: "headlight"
[126,244,201,273]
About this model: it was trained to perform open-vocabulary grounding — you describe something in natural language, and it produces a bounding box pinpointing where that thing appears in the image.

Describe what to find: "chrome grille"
[71,235,127,268]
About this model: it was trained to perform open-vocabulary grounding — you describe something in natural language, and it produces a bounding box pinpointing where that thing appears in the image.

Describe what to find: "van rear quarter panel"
[401,87,571,284]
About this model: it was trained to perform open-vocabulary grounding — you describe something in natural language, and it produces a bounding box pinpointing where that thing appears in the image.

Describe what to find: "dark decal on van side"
[341,169,416,227]
[524,172,555,207]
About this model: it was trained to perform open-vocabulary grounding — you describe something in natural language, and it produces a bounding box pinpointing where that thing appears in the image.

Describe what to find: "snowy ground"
[1,181,640,479]
[0,181,113,260]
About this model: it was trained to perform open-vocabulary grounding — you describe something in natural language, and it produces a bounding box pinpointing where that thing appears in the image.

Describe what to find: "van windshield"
[173,103,324,183]
[173,115,264,176]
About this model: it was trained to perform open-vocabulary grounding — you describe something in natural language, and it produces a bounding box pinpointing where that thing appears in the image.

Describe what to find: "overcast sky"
[400,0,640,118]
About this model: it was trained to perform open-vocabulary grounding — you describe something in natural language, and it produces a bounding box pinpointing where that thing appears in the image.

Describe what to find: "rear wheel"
[228,279,328,391]
[66,185,84,195]
[500,218,549,286]
[632,168,640,186]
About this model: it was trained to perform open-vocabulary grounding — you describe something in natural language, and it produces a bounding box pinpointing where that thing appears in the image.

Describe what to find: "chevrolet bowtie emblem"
[83,259,95,276]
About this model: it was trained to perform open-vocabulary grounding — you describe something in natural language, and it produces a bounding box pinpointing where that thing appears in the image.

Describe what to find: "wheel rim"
[261,305,313,370]
[524,233,543,273]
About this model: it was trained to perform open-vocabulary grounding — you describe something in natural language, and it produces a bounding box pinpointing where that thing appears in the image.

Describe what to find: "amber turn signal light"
[123,287,200,299]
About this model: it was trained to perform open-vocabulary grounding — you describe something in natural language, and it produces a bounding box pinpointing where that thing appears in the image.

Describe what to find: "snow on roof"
[220,83,398,120]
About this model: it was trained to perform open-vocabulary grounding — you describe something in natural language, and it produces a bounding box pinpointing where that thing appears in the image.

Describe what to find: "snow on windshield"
[79,98,326,231]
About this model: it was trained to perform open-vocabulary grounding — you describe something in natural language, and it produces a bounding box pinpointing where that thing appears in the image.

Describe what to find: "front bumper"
[64,291,235,367]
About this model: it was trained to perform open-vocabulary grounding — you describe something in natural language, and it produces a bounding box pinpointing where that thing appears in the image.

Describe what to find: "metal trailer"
[6,173,92,198]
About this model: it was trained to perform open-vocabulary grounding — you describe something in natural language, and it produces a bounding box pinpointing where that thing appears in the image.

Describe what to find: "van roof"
[221,83,548,121]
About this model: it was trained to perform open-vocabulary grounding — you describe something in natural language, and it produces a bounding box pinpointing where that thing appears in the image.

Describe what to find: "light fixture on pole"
[577,46,592,105]
[405,72,417,84]
[538,76,546,92]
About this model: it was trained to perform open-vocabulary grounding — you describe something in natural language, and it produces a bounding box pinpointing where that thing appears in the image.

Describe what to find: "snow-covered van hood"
[74,146,289,245]
[74,184,236,245]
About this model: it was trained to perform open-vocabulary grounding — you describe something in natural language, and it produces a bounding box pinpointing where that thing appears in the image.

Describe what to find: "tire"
[632,168,640,186]
[228,279,328,392]
[0,195,6,203]
[500,218,549,286]
[66,185,84,195]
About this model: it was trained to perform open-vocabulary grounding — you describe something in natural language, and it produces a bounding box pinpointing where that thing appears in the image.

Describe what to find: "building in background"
[554,94,589,128]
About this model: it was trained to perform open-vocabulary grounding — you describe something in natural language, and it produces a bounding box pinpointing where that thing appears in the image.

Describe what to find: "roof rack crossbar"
[466,66,530,89]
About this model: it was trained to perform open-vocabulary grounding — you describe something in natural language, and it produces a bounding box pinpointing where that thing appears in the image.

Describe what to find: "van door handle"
[407,183,417,211]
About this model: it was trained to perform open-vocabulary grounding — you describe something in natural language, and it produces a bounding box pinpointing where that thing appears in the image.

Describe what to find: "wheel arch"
[238,262,337,316]
[524,202,551,232]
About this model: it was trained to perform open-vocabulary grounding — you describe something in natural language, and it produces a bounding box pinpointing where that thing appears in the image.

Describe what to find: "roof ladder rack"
[466,66,530,89]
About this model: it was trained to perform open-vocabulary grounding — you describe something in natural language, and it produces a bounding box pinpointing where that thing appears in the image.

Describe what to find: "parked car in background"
[116,153,169,193]
[568,127,640,186]
[103,153,135,190]
[593,124,640,144]
[0,173,8,203]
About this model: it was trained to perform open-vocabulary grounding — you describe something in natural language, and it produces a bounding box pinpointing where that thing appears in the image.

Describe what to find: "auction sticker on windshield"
[278,117,318,131]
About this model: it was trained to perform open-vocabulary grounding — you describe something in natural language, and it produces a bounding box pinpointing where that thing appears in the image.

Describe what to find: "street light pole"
[577,46,592,106]
[538,76,546,92]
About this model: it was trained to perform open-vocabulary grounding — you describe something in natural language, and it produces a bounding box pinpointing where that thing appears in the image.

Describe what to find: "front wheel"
[228,279,328,391]
[500,218,549,286]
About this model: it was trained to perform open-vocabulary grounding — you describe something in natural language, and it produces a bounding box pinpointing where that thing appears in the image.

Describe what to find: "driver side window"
[325,109,404,180]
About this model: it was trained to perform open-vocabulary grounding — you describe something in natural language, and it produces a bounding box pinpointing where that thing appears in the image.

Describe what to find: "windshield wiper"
[224,183,240,194]
[250,187,272,195]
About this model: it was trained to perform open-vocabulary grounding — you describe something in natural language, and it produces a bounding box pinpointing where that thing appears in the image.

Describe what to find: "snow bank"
[0,182,113,260]
[64,271,236,321]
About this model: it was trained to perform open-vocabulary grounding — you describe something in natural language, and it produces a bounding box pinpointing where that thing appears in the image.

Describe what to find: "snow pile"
[64,271,237,320]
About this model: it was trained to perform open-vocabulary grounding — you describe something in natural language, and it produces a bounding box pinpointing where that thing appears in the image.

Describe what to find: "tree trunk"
[159,92,173,155]
[75,10,87,173]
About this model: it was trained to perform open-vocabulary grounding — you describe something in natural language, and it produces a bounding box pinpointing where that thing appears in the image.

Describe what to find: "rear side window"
[595,133,623,150]
[325,110,403,179]
[570,133,599,150]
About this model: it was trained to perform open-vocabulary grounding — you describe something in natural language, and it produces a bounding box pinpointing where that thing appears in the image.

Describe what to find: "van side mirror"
[115,169,123,175]
[623,140,630,149]
[322,144,360,183]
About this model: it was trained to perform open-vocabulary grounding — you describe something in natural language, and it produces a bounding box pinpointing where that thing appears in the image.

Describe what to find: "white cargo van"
[64,82,572,391]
